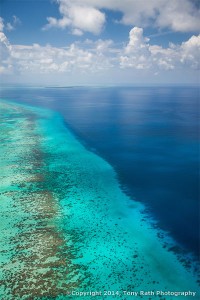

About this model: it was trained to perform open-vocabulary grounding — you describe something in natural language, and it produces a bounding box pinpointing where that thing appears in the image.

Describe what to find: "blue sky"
[0,0,199,86]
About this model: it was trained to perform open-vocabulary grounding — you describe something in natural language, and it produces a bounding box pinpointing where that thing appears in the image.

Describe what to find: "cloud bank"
[1,23,199,84]
[43,0,200,34]
[120,27,200,71]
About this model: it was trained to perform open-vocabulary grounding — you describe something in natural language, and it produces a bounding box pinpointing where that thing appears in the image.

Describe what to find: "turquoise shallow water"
[0,100,199,300]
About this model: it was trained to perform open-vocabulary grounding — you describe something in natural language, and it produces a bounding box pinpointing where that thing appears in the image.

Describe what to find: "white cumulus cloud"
[179,35,200,69]
[120,27,151,69]
[43,0,105,34]
[42,16,71,30]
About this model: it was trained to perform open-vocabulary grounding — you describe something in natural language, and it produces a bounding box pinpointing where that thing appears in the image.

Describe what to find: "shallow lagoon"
[0,99,199,299]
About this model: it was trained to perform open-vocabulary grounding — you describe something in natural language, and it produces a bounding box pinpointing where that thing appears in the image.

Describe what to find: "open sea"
[0,86,199,299]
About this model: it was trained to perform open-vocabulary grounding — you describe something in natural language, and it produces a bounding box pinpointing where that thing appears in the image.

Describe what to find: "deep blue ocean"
[0,86,199,256]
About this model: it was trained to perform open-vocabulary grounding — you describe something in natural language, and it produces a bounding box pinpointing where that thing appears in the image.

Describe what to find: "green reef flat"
[0,100,199,300]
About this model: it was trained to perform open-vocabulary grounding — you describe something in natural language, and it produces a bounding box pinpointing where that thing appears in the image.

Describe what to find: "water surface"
[1,86,199,256]
[0,99,199,299]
